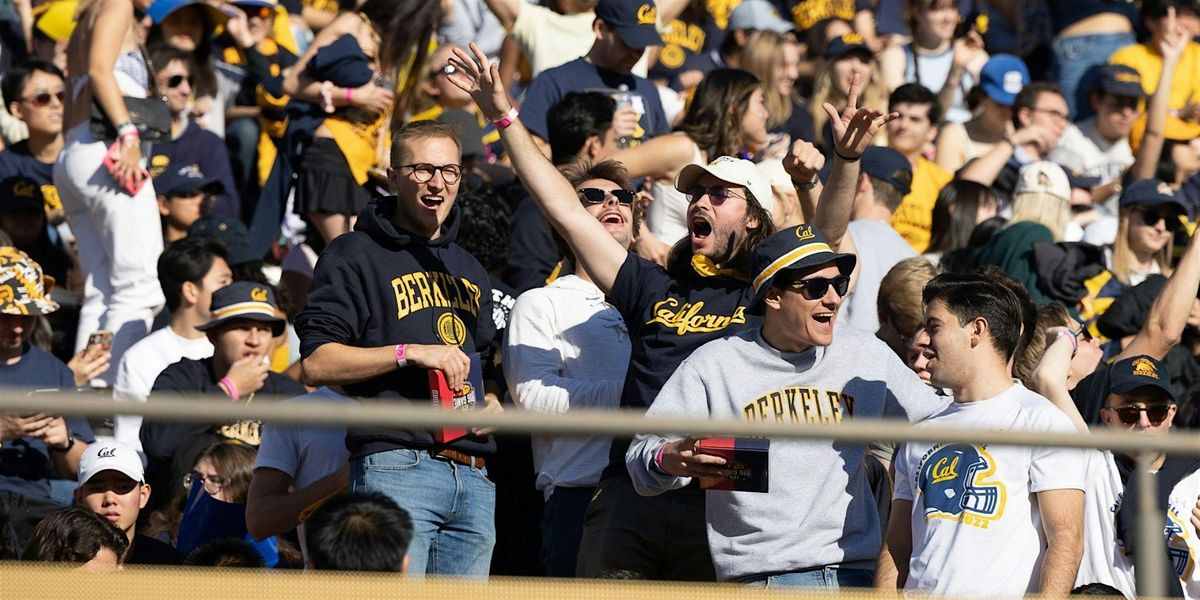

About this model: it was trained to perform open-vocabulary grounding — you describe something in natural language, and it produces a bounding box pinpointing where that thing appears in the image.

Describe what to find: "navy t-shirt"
[519,58,669,146]
[602,253,759,477]
[149,120,241,219]
[0,344,94,501]
[773,98,816,145]
[0,141,61,212]
[649,15,717,91]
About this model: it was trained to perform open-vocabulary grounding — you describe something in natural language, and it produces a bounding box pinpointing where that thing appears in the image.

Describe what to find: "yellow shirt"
[1109,42,1200,145]
[891,157,951,253]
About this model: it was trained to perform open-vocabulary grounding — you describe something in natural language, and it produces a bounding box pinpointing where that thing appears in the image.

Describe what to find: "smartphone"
[86,330,113,353]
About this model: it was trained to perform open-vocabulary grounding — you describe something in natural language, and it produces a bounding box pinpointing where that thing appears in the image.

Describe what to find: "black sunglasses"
[688,186,747,206]
[577,188,635,206]
[779,274,850,300]
[1109,404,1171,426]
[1136,208,1181,231]
[21,90,64,108]
[166,74,190,89]
[239,4,272,18]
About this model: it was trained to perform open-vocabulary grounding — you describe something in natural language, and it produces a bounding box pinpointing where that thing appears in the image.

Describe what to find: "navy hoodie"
[296,197,496,457]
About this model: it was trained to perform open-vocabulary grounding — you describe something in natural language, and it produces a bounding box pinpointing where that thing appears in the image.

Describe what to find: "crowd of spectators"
[3,0,1200,597]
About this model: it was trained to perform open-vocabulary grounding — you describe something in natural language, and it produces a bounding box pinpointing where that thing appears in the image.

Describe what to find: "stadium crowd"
[3,0,1200,596]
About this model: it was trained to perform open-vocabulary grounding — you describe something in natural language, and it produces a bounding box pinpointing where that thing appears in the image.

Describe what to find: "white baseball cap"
[1014,161,1071,203]
[77,442,144,486]
[674,156,775,215]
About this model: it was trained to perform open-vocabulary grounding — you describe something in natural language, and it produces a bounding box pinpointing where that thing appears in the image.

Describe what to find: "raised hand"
[1160,6,1188,64]
[822,72,898,161]
[784,139,825,185]
[445,42,513,122]
[952,29,985,71]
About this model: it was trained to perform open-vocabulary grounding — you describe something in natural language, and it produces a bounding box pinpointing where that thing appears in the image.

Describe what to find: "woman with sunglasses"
[55,0,164,388]
[606,68,771,261]
[1108,178,1189,286]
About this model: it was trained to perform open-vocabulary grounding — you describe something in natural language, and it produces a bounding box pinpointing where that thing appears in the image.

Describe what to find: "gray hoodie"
[627,327,947,581]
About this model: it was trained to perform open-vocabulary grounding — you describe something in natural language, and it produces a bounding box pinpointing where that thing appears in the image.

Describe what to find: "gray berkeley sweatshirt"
[626,327,947,581]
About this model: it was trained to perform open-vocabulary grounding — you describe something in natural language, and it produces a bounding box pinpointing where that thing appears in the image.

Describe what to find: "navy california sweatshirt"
[296,197,496,457]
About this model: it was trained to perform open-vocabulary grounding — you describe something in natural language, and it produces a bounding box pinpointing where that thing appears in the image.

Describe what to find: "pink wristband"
[220,376,240,401]
[395,343,407,367]
[493,107,518,130]
[654,445,666,471]
[345,86,353,105]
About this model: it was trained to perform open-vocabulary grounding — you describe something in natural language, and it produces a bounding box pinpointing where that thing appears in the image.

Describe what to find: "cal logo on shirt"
[916,444,1007,528]
[647,298,746,334]
[741,386,855,424]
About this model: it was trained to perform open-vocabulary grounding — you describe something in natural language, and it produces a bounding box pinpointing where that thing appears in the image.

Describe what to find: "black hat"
[749,224,856,313]
[1119,178,1190,217]
[595,0,663,49]
[860,147,913,195]
[196,281,285,336]
[1092,64,1145,99]
[1066,169,1101,190]
[0,176,45,212]
[188,215,257,266]
[154,163,224,198]
[1107,354,1174,402]
[824,33,871,61]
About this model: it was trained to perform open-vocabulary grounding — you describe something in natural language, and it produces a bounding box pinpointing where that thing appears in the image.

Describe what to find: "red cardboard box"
[696,437,770,493]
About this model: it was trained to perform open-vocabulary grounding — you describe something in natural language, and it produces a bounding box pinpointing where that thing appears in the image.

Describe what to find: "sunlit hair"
[741,31,801,130]
[878,257,939,339]
[676,69,765,159]
[1014,302,1072,388]
[1009,192,1071,241]
[1111,205,1175,285]
[810,55,888,146]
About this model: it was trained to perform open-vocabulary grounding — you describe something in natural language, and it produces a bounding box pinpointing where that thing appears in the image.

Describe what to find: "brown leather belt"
[434,449,486,469]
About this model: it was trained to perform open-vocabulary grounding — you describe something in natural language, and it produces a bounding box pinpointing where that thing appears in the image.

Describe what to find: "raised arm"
[481,0,521,31]
[1118,224,1200,361]
[1130,7,1186,182]
[809,73,898,250]
[447,43,629,295]
[1032,329,1091,433]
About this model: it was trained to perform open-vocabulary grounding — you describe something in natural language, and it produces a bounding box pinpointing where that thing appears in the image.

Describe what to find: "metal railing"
[2,387,1195,597]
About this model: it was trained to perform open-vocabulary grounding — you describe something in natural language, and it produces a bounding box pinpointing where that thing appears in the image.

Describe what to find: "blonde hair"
[741,31,800,130]
[1009,192,1070,241]
[878,258,940,338]
[810,56,888,146]
[1111,206,1174,285]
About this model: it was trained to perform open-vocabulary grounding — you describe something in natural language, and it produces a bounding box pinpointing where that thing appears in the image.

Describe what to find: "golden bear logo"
[12,181,35,198]
[841,33,864,45]
[250,287,268,302]
[437,312,468,346]
[1115,72,1141,84]
[637,4,657,24]
[1158,182,1174,196]
[1132,357,1160,379]
[795,225,815,241]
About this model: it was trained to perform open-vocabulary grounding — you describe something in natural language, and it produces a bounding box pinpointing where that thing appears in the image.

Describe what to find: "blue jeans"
[740,567,875,589]
[350,449,496,577]
[540,486,594,577]
[1053,31,1137,121]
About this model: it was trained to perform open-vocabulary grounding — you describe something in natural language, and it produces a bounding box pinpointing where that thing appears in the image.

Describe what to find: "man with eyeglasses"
[503,159,636,577]
[296,119,502,577]
[626,224,945,588]
[446,42,893,580]
[74,441,181,565]
[0,58,67,225]
[145,45,240,219]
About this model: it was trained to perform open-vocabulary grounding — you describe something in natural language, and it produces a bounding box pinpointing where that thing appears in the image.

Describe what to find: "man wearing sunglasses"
[447,42,896,580]
[144,46,240,219]
[626,224,945,588]
[0,59,67,224]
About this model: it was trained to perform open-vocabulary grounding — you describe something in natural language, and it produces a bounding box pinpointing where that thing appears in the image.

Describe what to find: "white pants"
[54,123,164,387]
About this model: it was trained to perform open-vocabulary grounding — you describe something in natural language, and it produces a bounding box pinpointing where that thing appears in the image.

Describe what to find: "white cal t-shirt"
[1166,467,1200,598]
[894,383,1086,596]
[1076,450,1136,598]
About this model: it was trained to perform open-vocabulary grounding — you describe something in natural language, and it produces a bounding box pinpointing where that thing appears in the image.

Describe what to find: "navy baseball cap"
[749,224,856,313]
[1092,64,1145,99]
[196,281,285,336]
[154,163,224,199]
[188,215,258,266]
[146,0,229,24]
[595,0,663,49]
[824,33,871,61]
[1108,354,1174,402]
[1119,178,1190,216]
[0,176,45,212]
[978,54,1029,106]
[860,147,912,195]
[1066,169,1101,190]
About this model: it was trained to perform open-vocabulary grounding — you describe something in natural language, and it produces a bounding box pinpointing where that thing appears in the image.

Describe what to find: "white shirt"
[841,219,918,333]
[112,326,213,454]
[1167,466,1200,598]
[1077,450,1136,598]
[503,275,630,500]
[1049,119,1134,185]
[255,387,353,564]
[894,383,1086,596]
